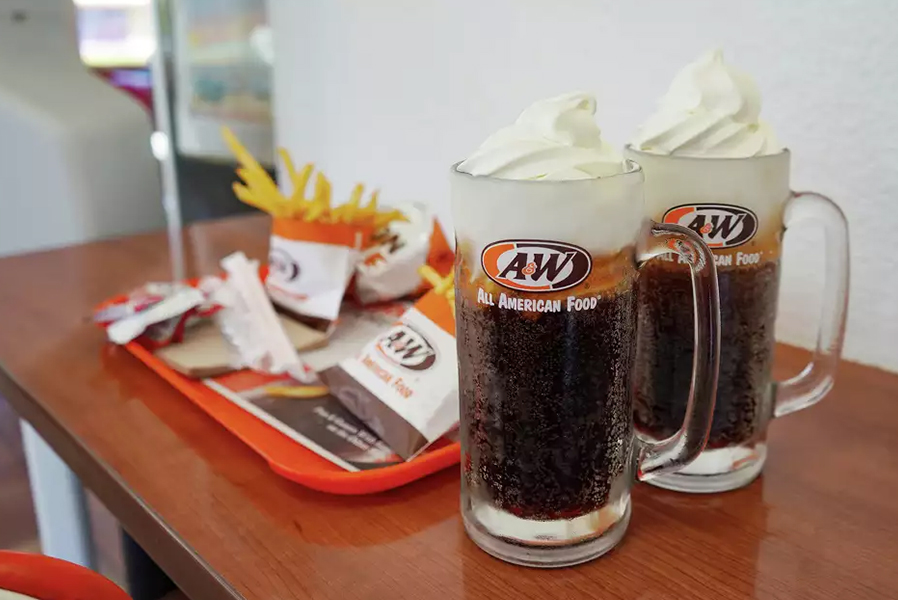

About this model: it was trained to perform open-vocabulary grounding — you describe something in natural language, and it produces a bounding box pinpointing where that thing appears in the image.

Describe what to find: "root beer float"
[628,50,850,493]
[452,92,721,567]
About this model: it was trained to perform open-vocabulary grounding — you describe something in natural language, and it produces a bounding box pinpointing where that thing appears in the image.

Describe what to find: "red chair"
[0,551,131,600]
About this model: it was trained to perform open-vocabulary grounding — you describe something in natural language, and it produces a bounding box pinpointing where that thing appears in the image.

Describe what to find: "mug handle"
[634,222,721,480]
[773,191,850,418]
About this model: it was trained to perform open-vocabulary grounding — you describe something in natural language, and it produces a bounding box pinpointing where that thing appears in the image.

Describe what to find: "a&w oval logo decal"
[481,239,592,293]
[269,248,300,281]
[375,323,437,371]
[663,204,758,249]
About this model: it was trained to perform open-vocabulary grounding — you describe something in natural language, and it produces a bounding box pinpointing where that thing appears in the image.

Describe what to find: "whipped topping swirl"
[458,92,625,180]
[632,50,781,157]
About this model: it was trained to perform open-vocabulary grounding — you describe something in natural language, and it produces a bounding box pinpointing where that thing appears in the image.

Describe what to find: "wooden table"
[1,214,896,600]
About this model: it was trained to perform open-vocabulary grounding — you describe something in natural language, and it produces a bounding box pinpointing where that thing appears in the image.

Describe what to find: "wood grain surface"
[0,214,896,600]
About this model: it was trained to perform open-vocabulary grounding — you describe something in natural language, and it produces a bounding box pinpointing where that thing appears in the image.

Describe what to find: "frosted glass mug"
[626,147,850,493]
[451,160,721,567]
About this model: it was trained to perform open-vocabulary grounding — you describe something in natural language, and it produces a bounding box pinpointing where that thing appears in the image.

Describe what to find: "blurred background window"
[75,0,273,224]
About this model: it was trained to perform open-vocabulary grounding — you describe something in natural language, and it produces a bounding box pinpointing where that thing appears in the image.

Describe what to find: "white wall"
[270,0,898,372]
[0,0,164,257]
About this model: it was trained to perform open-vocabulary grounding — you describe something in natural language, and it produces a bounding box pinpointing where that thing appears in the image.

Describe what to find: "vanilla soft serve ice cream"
[458,92,625,180]
[454,92,642,262]
[632,50,781,158]
[627,50,788,243]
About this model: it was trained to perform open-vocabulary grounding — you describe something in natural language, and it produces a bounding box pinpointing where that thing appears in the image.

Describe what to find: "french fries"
[418,265,456,317]
[222,126,406,228]
[263,385,331,399]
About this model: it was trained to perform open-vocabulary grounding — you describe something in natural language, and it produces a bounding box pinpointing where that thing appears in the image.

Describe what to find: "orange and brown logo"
[481,239,592,293]
[663,204,758,249]
[360,230,405,269]
[375,323,437,371]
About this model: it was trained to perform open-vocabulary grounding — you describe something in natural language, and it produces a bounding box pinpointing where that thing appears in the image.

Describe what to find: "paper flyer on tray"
[205,370,403,472]
[203,301,411,472]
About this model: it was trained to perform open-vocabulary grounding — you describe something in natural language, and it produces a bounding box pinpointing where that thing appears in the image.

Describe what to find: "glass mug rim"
[450,158,643,185]
[624,144,790,164]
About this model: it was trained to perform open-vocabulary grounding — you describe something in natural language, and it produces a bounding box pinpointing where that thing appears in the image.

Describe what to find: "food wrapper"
[207,252,317,383]
[354,204,454,305]
[93,283,175,325]
[267,218,371,321]
[95,282,218,350]
[223,128,405,322]
[321,268,458,459]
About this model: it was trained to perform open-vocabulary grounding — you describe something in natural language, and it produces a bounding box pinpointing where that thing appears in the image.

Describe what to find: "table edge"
[0,364,242,600]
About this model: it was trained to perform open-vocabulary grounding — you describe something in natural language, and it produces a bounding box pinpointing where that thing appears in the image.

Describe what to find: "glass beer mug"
[626,147,850,494]
[451,160,722,567]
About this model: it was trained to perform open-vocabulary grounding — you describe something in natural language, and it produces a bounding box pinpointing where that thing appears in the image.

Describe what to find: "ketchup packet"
[353,204,454,305]
[322,271,457,459]
[95,282,218,350]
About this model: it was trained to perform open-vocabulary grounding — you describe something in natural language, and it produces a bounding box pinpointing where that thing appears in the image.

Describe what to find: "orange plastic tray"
[119,342,460,494]
[99,281,460,494]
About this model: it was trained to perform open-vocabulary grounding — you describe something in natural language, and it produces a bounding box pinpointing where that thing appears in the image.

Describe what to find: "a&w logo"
[663,204,758,249]
[481,239,592,293]
[360,230,404,269]
[269,248,300,281]
[375,323,437,371]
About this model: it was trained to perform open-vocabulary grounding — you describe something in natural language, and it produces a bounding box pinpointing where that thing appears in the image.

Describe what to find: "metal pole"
[148,0,185,282]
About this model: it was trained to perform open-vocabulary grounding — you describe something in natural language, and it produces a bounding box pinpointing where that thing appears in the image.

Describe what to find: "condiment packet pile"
[94,282,219,349]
